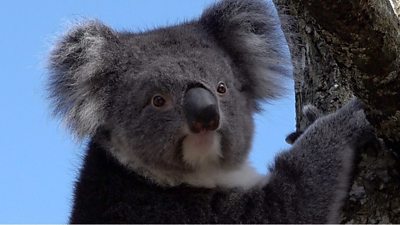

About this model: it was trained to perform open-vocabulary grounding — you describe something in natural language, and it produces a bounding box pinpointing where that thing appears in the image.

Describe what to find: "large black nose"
[183,87,220,133]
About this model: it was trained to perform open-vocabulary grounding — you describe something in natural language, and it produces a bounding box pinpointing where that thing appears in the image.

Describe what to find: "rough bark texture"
[390,0,400,16]
[273,0,400,223]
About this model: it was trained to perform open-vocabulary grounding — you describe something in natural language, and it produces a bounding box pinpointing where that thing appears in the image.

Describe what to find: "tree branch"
[300,0,400,144]
[274,0,400,222]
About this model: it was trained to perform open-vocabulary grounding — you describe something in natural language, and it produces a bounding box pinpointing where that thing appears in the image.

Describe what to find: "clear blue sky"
[0,0,295,223]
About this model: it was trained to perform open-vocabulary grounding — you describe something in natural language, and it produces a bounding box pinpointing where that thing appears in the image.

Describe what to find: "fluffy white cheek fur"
[182,131,222,168]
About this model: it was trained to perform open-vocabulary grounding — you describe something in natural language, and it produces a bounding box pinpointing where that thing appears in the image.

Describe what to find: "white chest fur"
[110,131,268,190]
[182,162,268,190]
[181,131,267,189]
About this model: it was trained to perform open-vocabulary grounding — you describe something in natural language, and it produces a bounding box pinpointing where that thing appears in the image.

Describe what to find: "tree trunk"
[390,0,400,16]
[273,0,400,223]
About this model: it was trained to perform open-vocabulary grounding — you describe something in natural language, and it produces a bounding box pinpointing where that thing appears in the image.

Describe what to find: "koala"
[48,0,375,223]
[285,104,322,144]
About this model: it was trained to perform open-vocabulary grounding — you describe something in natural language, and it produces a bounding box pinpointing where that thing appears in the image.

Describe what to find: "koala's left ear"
[200,0,293,101]
[48,20,120,138]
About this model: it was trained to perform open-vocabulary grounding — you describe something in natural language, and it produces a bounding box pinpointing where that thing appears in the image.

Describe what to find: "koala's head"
[49,0,292,180]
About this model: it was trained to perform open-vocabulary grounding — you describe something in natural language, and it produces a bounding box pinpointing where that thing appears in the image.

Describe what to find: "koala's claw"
[302,104,322,124]
[285,131,303,144]
[285,104,322,144]
[285,98,371,145]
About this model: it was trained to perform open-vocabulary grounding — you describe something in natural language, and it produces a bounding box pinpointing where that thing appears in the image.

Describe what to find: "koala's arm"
[266,99,376,223]
[216,99,375,223]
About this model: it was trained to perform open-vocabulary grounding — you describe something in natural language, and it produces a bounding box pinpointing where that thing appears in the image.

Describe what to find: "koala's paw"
[346,109,377,149]
[336,97,365,115]
[285,104,322,144]
[327,98,376,149]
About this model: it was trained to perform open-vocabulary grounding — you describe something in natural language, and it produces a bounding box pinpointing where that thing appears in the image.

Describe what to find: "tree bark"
[390,0,400,16]
[274,0,400,223]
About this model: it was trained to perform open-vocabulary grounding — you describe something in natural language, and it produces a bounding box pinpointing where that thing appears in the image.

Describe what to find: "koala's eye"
[217,82,227,94]
[152,95,166,108]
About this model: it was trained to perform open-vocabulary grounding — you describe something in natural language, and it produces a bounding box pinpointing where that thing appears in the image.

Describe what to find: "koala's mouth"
[180,131,222,168]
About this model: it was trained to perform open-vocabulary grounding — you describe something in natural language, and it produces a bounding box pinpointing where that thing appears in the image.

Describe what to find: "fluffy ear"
[48,20,120,138]
[200,0,293,100]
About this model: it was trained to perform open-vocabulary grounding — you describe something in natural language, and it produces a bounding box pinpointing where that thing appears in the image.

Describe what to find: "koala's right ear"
[48,21,120,138]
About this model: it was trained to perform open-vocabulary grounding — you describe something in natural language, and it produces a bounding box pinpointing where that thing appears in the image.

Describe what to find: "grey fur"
[48,21,121,138]
[48,0,292,180]
[48,0,376,223]
[200,0,293,104]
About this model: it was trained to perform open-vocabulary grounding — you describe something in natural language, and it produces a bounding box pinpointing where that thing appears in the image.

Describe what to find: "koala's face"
[106,27,255,172]
[49,0,292,175]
